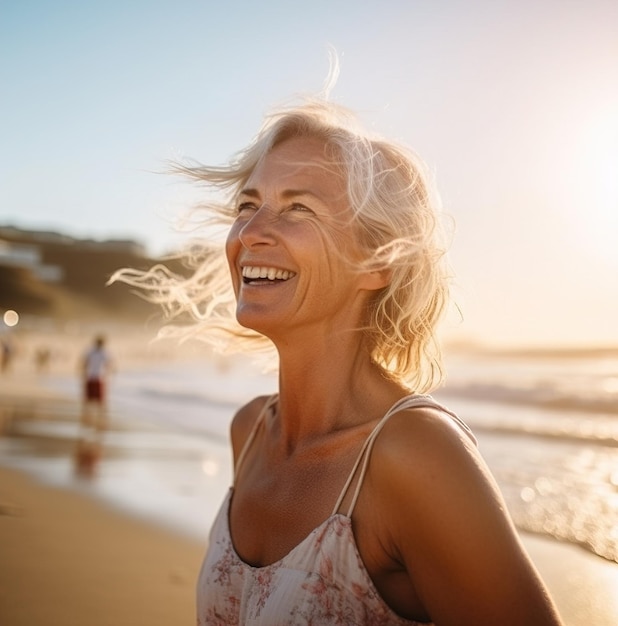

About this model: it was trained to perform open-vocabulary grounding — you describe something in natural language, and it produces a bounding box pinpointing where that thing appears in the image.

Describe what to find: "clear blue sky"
[2,0,617,347]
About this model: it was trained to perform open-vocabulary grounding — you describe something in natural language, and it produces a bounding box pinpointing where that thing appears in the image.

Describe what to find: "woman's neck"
[272,337,406,453]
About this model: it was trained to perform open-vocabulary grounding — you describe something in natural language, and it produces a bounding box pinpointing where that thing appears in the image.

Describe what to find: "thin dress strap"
[233,394,278,485]
[331,394,476,518]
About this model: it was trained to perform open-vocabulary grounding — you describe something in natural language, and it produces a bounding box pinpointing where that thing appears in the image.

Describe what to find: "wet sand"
[0,466,203,626]
[2,372,618,625]
[0,359,208,626]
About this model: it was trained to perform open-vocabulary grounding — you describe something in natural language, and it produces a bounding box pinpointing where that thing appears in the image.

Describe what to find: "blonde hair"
[112,100,451,392]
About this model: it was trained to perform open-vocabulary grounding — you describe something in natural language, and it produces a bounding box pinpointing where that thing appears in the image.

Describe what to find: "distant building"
[81,238,147,256]
[0,239,63,282]
[0,224,156,320]
[0,226,146,257]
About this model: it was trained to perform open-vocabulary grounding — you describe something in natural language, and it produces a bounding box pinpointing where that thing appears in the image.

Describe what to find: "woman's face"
[225,135,382,341]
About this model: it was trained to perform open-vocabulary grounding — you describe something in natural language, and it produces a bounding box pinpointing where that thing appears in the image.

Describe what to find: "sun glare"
[581,110,618,265]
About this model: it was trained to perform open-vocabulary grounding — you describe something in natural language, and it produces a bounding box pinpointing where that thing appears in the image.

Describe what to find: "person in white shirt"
[76,335,113,475]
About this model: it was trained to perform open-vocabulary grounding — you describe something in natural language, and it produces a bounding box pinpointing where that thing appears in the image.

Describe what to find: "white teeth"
[241,266,295,281]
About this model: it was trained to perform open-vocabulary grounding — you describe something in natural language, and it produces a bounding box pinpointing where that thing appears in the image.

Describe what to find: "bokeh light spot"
[3,310,19,327]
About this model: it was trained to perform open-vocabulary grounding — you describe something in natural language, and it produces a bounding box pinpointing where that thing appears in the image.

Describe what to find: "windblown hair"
[112,100,451,392]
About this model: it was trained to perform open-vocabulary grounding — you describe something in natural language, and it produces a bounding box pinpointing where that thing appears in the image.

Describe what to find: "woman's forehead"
[245,136,346,194]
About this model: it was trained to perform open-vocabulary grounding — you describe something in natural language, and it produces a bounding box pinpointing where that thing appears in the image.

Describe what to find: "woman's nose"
[238,205,278,248]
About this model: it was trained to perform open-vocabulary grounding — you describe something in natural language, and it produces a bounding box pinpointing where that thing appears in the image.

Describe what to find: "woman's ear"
[360,268,392,291]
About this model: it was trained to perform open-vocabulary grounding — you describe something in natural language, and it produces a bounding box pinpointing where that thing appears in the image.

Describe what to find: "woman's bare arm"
[373,408,563,626]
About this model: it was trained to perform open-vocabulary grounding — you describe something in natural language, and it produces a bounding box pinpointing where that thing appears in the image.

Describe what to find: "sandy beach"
[2,358,618,625]
[0,465,203,626]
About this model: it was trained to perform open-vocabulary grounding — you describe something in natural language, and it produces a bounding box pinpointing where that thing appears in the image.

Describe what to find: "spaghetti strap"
[233,394,278,485]
[332,394,476,518]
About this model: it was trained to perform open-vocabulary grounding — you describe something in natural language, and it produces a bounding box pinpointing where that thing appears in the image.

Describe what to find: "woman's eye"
[236,202,257,215]
[288,203,313,214]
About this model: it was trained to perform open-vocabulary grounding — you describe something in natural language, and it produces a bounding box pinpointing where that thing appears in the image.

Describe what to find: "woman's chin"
[236,310,280,339]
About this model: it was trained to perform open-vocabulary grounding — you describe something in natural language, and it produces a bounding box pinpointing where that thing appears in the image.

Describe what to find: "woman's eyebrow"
[238,188,323,202]
[238,188,260,199]
[280,189,322,201]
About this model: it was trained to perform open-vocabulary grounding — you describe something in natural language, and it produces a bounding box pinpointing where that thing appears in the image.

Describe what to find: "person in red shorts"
[76,335,113,475]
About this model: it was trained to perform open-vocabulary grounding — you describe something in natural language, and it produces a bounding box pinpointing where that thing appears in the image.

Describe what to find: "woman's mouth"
[241,266,296,284]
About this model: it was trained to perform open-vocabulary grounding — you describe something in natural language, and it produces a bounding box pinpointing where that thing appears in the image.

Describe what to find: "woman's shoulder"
[379,399,476,453]
[368,401,485,506]
[365,402,563,624]
[230,395,274,460]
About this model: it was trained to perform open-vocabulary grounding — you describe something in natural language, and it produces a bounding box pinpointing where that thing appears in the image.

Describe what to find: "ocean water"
[436,351,618,563]
[7,349,618,563]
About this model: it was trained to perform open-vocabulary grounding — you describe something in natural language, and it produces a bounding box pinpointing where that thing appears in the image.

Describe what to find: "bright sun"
[580,110,618,265]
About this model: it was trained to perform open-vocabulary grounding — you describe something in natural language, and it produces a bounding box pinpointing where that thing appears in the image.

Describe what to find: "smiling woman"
[113,101,450,392]
[111,98,564,625]
[225,135,390,346]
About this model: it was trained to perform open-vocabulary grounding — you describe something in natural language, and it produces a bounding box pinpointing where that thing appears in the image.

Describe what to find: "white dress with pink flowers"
[196,394,476,625]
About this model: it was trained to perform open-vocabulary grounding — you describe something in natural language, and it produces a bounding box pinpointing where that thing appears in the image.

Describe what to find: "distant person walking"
[76,335,113,475]
[1,336,14,374]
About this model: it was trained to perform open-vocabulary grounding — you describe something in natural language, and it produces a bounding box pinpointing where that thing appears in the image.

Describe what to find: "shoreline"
[2,372,618,625]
